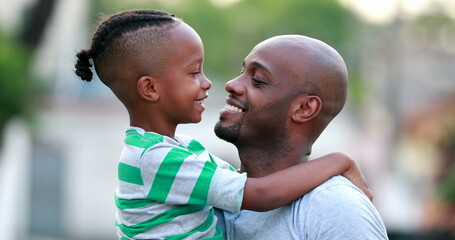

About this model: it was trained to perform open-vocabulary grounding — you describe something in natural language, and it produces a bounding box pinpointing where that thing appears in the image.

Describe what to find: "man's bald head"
[254,35,348,130]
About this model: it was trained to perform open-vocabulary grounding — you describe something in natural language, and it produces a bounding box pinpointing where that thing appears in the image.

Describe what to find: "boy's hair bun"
[74,49,93,82]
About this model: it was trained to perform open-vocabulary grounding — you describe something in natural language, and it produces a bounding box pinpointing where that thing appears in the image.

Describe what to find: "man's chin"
[214,121,240,144]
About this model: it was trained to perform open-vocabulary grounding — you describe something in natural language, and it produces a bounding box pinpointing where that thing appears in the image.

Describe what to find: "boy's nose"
[201,75,212,90]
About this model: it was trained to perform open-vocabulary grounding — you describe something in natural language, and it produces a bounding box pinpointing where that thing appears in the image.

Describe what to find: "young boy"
[74,10,371,240]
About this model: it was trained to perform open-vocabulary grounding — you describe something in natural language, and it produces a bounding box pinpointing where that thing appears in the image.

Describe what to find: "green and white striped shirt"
[116,127,247,239]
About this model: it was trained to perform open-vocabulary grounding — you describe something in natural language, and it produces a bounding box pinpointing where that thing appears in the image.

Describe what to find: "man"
[214,35,388,239]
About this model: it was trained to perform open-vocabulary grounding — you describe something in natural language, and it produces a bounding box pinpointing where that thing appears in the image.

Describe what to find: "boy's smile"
[194,95,208,109]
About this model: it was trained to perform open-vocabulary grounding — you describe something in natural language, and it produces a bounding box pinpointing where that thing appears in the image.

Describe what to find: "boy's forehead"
[169,21,201,41]
[157,21,204,68]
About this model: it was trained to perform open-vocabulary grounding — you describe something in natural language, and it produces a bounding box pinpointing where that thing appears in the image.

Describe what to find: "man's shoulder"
[310,175,363,195]
[293,176,388,239]
[295,176,369,209]
[314,175,355,189]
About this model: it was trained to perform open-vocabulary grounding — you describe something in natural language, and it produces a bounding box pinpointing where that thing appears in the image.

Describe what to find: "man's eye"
[251,76,267,87]
[191,71,201,75]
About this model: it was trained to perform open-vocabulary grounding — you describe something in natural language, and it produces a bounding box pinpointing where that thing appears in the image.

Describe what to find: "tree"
[0,0,58,147]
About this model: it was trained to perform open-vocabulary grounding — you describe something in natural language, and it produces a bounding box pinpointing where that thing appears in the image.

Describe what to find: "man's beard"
[214,120,241,144]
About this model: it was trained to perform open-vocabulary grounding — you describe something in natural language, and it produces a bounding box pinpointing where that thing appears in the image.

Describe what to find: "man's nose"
[225,77,244,95]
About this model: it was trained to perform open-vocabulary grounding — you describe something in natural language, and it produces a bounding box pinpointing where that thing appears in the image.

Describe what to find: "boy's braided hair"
[74,10,177,82]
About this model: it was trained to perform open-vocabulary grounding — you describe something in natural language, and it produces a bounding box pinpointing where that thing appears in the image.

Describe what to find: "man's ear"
[291,95,322,123]
[137,76,159,102]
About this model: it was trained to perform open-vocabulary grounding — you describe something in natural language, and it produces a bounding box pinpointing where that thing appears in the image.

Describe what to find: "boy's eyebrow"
[185,57,203,69]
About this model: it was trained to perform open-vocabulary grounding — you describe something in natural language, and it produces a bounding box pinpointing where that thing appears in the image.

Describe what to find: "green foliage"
[415,11,454,28]
[0,33,30,139]
[347,72,368,109]
[438,167,455,204]
[92,0,358,80]
[437,130,455,204]
[91,0,367,110]
[178,0,357,81]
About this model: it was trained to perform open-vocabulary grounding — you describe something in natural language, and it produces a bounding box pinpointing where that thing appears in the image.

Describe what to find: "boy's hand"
[340,153,374,201]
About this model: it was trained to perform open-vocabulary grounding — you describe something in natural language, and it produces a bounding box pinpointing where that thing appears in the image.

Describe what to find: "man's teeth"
[194,100,203,104]
[224,104,243,112]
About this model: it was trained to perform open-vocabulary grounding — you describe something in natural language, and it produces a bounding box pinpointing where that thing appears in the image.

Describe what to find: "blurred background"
[1,0,455,239]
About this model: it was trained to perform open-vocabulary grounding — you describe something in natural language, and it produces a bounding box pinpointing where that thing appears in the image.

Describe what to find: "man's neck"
[236,142,311,178]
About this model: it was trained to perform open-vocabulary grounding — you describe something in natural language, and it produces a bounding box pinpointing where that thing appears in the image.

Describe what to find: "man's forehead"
[244,47,275,72]
[245,40,310,75]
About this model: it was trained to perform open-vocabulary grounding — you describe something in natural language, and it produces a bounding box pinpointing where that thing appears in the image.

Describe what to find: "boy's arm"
[241,152,372,211]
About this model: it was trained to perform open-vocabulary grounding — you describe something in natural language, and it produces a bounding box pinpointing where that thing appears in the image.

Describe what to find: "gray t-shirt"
[216,176,388,240]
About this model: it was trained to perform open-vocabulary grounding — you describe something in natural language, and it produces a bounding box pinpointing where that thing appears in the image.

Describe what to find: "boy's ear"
[291,95,322,123]
[137,76,159,102]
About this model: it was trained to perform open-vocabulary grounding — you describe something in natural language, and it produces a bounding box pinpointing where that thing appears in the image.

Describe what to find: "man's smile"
[223,104,244,112]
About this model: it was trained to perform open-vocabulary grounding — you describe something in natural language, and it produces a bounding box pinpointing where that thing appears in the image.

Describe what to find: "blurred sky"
[340,0,455,23]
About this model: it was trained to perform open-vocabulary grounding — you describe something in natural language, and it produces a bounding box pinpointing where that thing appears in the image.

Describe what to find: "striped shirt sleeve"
[138,139,246,213]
